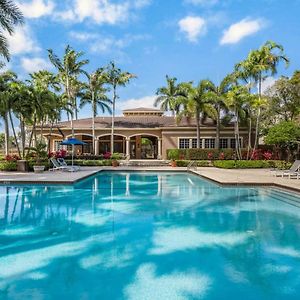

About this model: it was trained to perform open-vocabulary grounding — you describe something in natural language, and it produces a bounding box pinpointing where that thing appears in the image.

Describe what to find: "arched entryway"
[129,135,160,159]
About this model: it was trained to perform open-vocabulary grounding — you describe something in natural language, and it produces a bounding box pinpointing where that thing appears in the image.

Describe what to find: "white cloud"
[178,16,206,43]
[4,25,40,55]
[118,95,157,111]
[21,57,51,73]
[133,0,152,8]
[220,18,265,45]
[261,76,276,94]
[17,0,55,18]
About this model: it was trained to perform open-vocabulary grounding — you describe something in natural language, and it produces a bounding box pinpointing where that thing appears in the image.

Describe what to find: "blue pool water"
[1,172,300,299]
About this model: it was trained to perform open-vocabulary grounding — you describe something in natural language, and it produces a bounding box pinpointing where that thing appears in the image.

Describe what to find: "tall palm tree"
[155,76,191,116]
[48,45,89,137]
[0,70,17,154]
[105,61,135,154]
[205,75,233,149]
[238,41,289,157]
[186,80,217,148]
[80,69,112,155]
[0,0,24,60]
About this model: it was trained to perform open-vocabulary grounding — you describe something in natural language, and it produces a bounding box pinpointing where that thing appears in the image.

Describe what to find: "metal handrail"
[187,161,197,171]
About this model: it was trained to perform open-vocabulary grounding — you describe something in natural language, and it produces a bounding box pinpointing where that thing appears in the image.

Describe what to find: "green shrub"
[0,161,17,171]
[64,159,112,167]
[212,160,286,169]
[175,160,211,167]
[167,149,187,160]
[111,153,122,160]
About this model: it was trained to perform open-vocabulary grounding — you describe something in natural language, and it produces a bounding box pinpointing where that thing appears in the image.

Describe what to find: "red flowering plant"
[250,149,261,160]
[262,151,273,160]
[5,154,20,161]
[219,152,225,160]
[207,152,214,160]
[56,149,67,158]
[103,152,112,159]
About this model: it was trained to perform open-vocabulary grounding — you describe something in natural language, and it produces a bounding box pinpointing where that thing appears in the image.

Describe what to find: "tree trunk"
[8,110,21,157]
[196,111,201,148]
[92,91,96,155]
[110,84,116,154]
[4,112,10,155]
[246,115,252,160]
[20,118,26,159]
[216,104,220,149]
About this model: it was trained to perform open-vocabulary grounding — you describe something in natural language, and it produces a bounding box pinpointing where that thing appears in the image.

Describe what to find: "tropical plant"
[185,80,217,148]
[0,0,24,60]
[105,61,135,153]
[48,45,89,136]
[0,71,17,155]
[80,69,112,154]
[155,76,191,116]
[25,141,48,165]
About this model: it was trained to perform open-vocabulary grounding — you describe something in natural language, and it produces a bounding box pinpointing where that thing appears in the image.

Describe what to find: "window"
[204,139,215,149]
[54,141,63,151]
[179,138,190,149]
[192,139,198,148]
[219,139,228,149]
[230,138,242,149]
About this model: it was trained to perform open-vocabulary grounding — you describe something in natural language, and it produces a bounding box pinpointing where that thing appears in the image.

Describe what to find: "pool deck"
[0,167,300,193]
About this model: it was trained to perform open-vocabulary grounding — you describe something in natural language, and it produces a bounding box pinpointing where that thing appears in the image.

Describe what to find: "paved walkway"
[0,167,300,193]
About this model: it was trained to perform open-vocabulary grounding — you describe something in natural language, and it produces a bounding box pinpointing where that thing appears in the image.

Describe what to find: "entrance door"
[130,135,158,159]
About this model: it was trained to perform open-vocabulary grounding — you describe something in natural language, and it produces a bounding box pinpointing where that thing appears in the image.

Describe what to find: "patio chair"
[273,160,300,179]
[57,158,80,171]
[50,158,78,172]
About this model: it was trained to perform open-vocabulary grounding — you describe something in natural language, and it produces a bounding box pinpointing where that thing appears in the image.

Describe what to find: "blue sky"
[5,0,300,118]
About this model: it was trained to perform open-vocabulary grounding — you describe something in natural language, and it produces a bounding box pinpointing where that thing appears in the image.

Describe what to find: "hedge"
[213,160,292,169]
[175,160,211,167]
[0,161,17,171]
[167,149,236,160]
[64,159,113,166]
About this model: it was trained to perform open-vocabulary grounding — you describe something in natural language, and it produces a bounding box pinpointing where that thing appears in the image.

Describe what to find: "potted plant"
[26,142,48,173]
[111,153,121,167]
[168,149,178,167]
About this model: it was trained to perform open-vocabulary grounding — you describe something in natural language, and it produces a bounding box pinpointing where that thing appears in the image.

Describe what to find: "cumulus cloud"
[17,0,55,18]
[178,16,206,42]
[4,25,40,55]
[220,18,265,45]
[21,57,52,73]
[118,95,157,111]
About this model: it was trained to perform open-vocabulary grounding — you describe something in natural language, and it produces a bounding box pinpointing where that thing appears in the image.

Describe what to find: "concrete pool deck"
[0,167,300,193]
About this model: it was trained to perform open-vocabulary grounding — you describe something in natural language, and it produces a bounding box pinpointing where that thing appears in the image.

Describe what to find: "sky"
[4,0,300,119]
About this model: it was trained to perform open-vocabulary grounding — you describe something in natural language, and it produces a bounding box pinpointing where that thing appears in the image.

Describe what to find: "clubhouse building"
[42,107,249,159]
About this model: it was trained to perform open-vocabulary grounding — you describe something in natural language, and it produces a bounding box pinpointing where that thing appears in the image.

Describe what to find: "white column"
[95,139,99,156]
[157,138,162,159]
[126,138,130,159]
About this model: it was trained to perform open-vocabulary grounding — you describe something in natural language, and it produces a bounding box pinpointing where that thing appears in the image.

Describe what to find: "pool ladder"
[187,161,197,171]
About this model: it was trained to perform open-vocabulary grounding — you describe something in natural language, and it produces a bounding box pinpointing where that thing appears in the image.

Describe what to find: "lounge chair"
[50,158,79,172]
[273,160,300,179]
[57,158,80,171]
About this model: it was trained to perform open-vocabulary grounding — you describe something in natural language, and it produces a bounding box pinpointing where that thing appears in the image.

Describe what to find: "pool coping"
[1,167,300,195]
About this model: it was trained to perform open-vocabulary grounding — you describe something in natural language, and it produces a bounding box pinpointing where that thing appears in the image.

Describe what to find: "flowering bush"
[5,154,20,162]
[219,152,225,160]
[103,152,112,159]
[49,149,67,159]
[262,151,273,160]
[207,152,213,160]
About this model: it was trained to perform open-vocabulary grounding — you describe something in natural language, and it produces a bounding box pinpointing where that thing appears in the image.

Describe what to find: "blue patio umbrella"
[60,138,87,167]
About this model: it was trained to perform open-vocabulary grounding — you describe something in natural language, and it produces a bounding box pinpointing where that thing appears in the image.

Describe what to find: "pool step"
[268,189,300,208]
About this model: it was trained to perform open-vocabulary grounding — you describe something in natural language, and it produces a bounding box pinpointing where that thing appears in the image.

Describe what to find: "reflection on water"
[1,172,300,299]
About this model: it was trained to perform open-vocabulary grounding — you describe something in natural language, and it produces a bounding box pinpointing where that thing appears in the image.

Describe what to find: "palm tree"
[186,80,217,148]
[80,69,112,155]
[0,70,17,154]
[105,61,135,154]
[205,76,233,149]
[0,0,24,60]
[238,41,289,157]
[155,76,191,116]
[48,45,89,137]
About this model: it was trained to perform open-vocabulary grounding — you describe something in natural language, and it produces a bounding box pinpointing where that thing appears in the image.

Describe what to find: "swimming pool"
[1,171,300,299]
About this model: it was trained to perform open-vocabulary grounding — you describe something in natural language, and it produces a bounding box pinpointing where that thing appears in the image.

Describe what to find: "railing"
[187,161,197,171]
